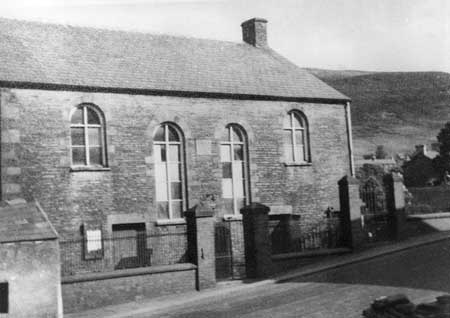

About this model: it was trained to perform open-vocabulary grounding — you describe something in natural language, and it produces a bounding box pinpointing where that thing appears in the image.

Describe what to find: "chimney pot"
[241,18,268,48]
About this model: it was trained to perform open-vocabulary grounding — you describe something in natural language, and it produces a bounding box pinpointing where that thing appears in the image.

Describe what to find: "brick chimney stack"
[241,18,268,48]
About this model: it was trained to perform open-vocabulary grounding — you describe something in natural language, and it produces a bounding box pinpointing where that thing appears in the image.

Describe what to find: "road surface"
[135,239,450,318]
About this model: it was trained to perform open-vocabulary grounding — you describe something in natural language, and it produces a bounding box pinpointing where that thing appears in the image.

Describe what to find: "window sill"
[223,214,242,221]
[155,218,186,226]
[70,166,111,172]
[283,162,312,167]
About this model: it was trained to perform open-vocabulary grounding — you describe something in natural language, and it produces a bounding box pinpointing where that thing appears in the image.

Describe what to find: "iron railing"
[60,231,188,277]
[270,220,344,255]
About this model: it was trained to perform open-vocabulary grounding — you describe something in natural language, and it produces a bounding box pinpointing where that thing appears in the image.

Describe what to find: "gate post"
[339,175,365,249]
[185,204,216,290]
[240,203,273,278]
[226,218,246,279]
[386,172,407,240]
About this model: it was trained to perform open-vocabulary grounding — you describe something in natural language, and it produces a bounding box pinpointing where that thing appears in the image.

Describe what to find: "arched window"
[283,110,310,163]
[220,124,250,215]
[153,123,185,219]
[70,104,107,166]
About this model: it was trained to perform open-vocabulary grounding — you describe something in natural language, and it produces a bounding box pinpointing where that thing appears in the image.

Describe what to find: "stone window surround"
[283,110,311,165]
[220,124,250,216]
[153,122,186,220]
[69,103,108,169]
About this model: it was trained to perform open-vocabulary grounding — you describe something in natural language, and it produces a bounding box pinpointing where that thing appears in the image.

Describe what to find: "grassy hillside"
[307,69,450,158]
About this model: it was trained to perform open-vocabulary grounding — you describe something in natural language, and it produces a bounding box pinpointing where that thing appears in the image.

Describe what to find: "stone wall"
[0,240,61,318]
[62,264,196,313]
[0,88,350,238]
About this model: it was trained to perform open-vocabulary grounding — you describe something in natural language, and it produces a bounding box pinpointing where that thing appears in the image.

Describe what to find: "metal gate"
[360,177,394,243]
[214,222,233,280]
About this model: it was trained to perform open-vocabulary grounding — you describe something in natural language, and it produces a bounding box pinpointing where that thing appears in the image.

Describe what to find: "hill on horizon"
[307,69,450,158]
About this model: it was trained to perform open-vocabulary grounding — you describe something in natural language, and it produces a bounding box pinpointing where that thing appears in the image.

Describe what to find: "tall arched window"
[70,104,107,166]
[283,110,310,163]
[153,123,185,219]
[220,124,249,215]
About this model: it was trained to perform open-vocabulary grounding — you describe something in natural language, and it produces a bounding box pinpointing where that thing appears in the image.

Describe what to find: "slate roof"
[0,18,349,101]
[0,201,58,243]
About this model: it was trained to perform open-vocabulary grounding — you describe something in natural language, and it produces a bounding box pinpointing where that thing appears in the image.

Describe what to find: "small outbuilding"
[0,200,62,318]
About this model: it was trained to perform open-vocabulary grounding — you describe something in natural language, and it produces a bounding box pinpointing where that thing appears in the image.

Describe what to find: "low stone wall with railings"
[60,230,188,276]
[269,215,350,272]
[60,230,194,313]
[269,215,343,255]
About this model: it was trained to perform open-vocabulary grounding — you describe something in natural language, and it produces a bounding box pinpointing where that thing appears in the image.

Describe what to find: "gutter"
[0,81,351,105]
[345,101,355,176]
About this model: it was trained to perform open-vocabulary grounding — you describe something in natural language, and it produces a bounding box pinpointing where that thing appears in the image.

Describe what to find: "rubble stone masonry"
[0,88,350,238]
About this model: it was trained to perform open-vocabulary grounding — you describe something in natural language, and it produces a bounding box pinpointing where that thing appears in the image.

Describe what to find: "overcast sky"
[2,0,449,73]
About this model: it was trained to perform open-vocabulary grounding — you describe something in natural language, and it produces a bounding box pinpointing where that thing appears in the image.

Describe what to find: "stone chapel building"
[0,17,352,281]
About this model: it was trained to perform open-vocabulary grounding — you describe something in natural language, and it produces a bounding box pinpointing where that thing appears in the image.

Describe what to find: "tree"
[433,122,450,178]
[375,145,388,159]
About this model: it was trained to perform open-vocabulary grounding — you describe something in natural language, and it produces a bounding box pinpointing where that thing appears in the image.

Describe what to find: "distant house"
[403,145,439,187]
[355,157,397,174]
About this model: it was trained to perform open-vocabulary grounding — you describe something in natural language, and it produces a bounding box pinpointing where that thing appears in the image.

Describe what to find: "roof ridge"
[0,16,245,46]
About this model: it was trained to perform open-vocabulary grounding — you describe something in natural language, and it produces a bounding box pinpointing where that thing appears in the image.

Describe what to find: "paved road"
[292,238,450,292]
[132,239,450,318]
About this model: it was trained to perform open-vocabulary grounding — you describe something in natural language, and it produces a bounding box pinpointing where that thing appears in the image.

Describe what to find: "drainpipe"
[345,101,355,176]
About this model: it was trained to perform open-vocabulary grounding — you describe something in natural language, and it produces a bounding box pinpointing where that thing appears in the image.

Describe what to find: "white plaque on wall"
[195,139,212,155]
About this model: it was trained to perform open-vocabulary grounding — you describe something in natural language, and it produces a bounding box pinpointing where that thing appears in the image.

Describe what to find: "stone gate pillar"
[339,175,365,249]
[185,204,216,290]
[240,203,273,278]
[386,172,406,240]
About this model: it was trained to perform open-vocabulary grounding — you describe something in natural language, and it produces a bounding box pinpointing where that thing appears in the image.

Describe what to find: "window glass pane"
[168,145,180,162]
[168,125,180,141]
[232,161,243,181]
[87,107,100,124]
[295,145,305,162]
[220,145,231,162]
[154,145,166,162]
[169,163,180,181]
[154,163,167,183]
[89,147,102,165]
[88,127,101,146]
[71,108,83,124]
[222,179,233,198]
[223,199,233,213]
[171,201,183,218]
[231,126,243,142]
[171,182,182,199]
[222,162,232,178]
[154,126,165,142]
[233,177,244,198]
[295,130,304,146]
[283,131,294,162]
[72,147,86,165]
[232,162,244,197]
[71,128,85,146]
[156,182,168,201]
[234,145,243,161]
[157,202,169,219]
[293,114,304,129]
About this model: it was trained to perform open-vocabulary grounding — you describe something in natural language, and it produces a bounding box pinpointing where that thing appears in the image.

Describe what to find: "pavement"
[66,231,450,318]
